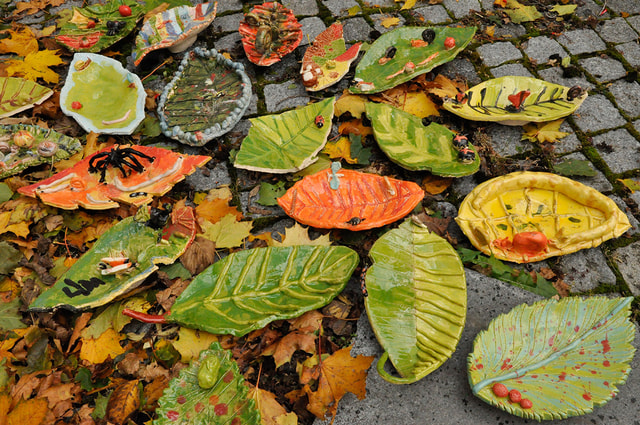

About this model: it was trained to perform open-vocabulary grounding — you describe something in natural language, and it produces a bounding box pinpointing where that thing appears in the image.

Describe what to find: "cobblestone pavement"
[9,0,640,423]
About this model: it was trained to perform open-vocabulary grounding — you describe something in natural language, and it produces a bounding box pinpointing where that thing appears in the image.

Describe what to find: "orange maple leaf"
[263,332,317,368]
[13,0,65,16]
[0,27,39,56]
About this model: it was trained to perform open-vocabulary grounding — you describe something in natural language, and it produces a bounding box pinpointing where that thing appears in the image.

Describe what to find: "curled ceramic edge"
[157,47,252,146]
[60,53,146,135]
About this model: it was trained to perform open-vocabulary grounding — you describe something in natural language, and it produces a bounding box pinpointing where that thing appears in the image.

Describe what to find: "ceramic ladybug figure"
[315,114,325,128]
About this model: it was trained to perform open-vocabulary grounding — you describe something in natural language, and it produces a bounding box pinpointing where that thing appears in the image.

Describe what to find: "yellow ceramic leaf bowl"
[456,172,630,263]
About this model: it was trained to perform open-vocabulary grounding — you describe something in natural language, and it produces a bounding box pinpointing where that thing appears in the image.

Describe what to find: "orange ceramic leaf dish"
[277,167,424,230]
[18,145,209,210]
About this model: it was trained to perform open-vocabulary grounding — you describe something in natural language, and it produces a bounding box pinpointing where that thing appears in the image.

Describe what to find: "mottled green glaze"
[468,297,635,420]
[0,77,53,118]
[350,26,476,94]
[365,219,467,384]
[168,245,358,336]
[234,97,335,173]
[366,102,479,176]
[154,342,260,425]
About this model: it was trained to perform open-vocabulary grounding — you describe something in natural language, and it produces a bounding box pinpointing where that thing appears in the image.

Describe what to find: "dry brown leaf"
[67,312,92,353]
[10,370,43,403]
[425,74,466,99]
[142,375,169,407]
[106,379,140,425]
[38,382,79,408]
[79,328,125,364]
[195,196,242,224]
[289,310,324,333]
[6,398,48,425]
[179,236,216,275]
[156,278,191,311]
[413,212,451,237]
[421,175,453,195]
[263,332,317,368]
[537,267,556,280]
[338,119,373,137]
[13,0,65,16]
[249,385,299,425]
[270,223,331,247]
[0,27,39,56]
[0,393,10,425]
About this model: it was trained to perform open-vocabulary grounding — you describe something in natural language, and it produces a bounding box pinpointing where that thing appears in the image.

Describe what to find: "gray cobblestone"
[575,0,609,19]
[597,17,639,44]
[185,162,232,191]
[537,66,594,91]
[609,80,640,118]
[263,54,299,82]
[614,241,640,296]
[371,14,407,34]
[264,80,310,113]
[579,56,627,83]
[557,29,606,55]
[363,0,396,6]
[216,0,242,14]
[342,17,372,43]
[437,58,481,86]
[552,123,582,154]
[572,95,626,133]
[492,24,527,39]
[557,152,613,192]
[616,41,640,68]
[627,15,640,34]
[214,32,242,53]
[281,0,319,16]
[299,17,327,47]
[490,63,533,78]
[557,248,616,293]
[592,129,640,174]
[477,42,522,67]
[212,13,242,34]
[323,0,360,17]
[442,0,481,19]
[487,125,530,157]
[634,119,640,134]
[607,0,640,15]
[522,37,567,65]
[412,5,451,24]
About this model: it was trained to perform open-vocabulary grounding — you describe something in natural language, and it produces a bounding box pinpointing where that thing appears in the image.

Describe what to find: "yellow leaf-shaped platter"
[455,172,630,263]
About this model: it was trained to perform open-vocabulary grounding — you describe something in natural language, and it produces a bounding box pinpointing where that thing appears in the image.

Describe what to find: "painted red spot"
[223,371,234,383]
[231,418,242,425]
[195,403,204,413]
[167,411,179,421]
[574,325,580,332]
[603,360,610,367]
[579,348,585,355]
[209,395,219,405]
[177,395,187,404]
[476,363,484,369]
[602,339,611,354]
[531,375,538,378]
[548,336,555,347]
[559,372,567,381]
[501,359,512,370]
[604,381,610,387]
[567,321,571,326]
[214,403,228,416]
[583,393,592,401]
[591,370,597,374]
[180,381,187,388]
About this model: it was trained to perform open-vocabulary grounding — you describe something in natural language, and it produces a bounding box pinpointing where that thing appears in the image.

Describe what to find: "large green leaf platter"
[350,26,476,94]
[233,97,335,173]
[162,245,358,336]
[366,102,479,176]
[0,78,53,119]
[442,76,588,125]
[154,342,260,425]
[364,218,467,384]
[29,206,197,311]
[468,296,635,420]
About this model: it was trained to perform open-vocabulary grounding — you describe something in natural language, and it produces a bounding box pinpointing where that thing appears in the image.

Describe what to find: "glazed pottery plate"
[60,53,146,135]
[0,77,53,119]
[455,171,630,263]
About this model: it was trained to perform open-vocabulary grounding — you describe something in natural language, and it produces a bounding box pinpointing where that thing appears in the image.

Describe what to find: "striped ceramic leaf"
[365,218,467,384]
[155,342,260,425]
[350,26,476,94]
[234,97,335,173]
[366,102,479,176]
[167,245,358,336]
[0,77,53,118]
[468,297,635,420]
[442,76,588,125]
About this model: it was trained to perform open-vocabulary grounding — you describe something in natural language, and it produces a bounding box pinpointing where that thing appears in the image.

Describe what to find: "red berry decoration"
[71,101,83,110]
[492,383,509,398]
[444,37,456,50]
[87,20,96,29]
[508,389,522,403]
[520,399,533,409]
[118,4,132,17]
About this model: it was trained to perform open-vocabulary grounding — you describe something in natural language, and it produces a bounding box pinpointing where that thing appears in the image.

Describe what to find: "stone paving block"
[592,129,640,174]
[342,17,373,43]
[557,29,606,55]
[371,14,407,34]
[480,0,494,11]
[597,17,639,44]
[537,66,595,92]
[486,124,531,157]
[323,0,360,17]
[551,123,582,154]
[264,54,299,82]
[412,5,451,24]
[614,241,640,295]
[492,23,527,39]
[557,152,613,192]
[490,63,533,78]
[476,41,522,67]
[579,56,627,83]
[239,191,287,219]
[557,248,617,293]
[616,41,640,68]
[264,79,310,113]
[572,94,626,133]
[451,175,477,198]
[363,0,396,6]
[575,0,609,19]
[299,17,327,47]
[212,13,242,34]
[628,15,640,34]
[281,0,319,16]
[611,194,640,236]
[216,0,243,14]
[214,32,242,53]
[634,118,640,134]
[606,0,640,15]
[442,0,481,19]
[438,58,481,86]
[184,162,232,192]
[609,80,640,118]
[522,36,568,65]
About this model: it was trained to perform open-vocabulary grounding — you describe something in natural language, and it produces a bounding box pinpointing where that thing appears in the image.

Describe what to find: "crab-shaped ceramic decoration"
[18,145,210,210]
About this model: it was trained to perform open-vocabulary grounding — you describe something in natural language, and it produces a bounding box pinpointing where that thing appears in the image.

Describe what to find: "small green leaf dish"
[0,77,53,119]
[366,102,479,176]
[468,296,635,420]
[365,218,467,384]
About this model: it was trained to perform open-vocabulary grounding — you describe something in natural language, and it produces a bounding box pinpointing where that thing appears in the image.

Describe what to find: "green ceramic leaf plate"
[350,26,476,94]
[234,97,335,173]
[468,296,635,420]
[155,342,260,425]
[167,245,358,336]
[442,76,588,125]
[365,218,467,384]
[55,0,144,53]
[29,206,197,311]
[0,124,82,179]
[0,77,53,119]
[366,102,479,176]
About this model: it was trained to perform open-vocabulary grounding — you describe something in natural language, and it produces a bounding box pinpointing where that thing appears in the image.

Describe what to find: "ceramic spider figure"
[88,145,155,182]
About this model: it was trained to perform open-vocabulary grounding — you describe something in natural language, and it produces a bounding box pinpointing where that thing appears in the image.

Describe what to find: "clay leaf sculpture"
[468,296,635,420]
[350,26,476,94]
[29,205,197,311]
[155,342,260,425]
[366,102,480,177]
[157,47,252,146]
[132,2,218,66]
[124,245,358,337]
[455,171,631,263]
[0,124,82,179]
[365,218,466,384]
[60,53,146,135]
[238,2,302,66]
[0,77,53,118]
[301,23,362,91]
[18,145,210,210]
[55,0,144,52]
[442,76,588,126]
[277,166,425,231]
[234,97,335,173]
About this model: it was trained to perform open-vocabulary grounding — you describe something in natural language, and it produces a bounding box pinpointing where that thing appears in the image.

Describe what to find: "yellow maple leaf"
[522,119,569,143]
[322,136,358,164]
[6,397,49,425]
[380,16,401,28]
[426,74,466,99]
[200,214,253,248]
[195,197,242,224]
[13,0,65,16]
[249,386,299,425]
[5,49,65,84]
[80,328,126,364]
[172,327,219,362]
[263,332,317,368]
[400,0,418,10]
[334,90,368,118]
[0,27,38,56]
[270,223,331,247]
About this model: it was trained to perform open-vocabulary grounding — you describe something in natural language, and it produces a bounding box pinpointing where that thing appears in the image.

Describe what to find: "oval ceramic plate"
[365,218,466,384]
[60,53,146,135]
[277,166,425,230]
[157,47,252,146]
[456,171,630,263]
[442,76,588,125]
